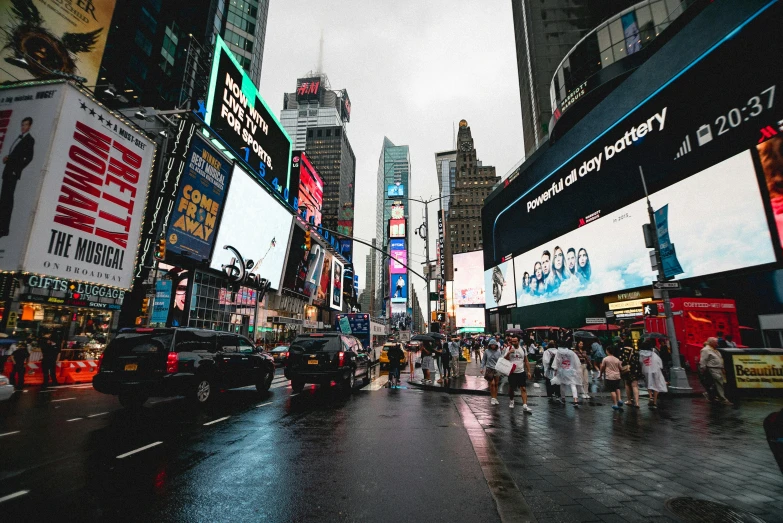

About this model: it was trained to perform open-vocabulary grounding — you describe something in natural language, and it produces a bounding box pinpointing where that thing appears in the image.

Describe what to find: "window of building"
[317,129,322,137]
[134,30,153,56]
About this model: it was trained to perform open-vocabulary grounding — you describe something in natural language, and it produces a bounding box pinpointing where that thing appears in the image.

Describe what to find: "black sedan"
[269,345,289,365]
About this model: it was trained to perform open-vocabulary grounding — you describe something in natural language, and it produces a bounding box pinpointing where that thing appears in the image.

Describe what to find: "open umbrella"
[505,328,525,335]
[642,332,669,340]
[573,330,598,339]
[411,334,435,342]
[427,332,447,340]
[578,324,621,331]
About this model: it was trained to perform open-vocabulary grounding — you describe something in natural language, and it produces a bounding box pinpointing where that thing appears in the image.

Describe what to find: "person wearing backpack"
[387,342,404,388]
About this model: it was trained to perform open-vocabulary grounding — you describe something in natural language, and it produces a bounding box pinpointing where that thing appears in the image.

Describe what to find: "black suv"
[285,333,371,393]
[93,328,275,408]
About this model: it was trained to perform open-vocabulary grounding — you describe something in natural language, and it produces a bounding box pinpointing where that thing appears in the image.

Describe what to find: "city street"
[1,368,782,522]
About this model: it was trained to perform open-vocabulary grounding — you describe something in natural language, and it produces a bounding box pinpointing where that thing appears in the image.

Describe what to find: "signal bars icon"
[674,135,692,160]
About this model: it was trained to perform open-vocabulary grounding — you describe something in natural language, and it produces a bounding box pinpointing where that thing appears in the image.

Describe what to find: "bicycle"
[388,365,401,388]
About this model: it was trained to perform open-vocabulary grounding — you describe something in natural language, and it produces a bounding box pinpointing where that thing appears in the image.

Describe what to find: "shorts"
[592,356,604,364]
[484,368,499,381]
[421,356,434,371]
[605,379,621,391]
[508,372,527,389]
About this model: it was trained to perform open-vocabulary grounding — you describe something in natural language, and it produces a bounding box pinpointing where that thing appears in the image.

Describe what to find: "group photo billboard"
[209,165,293,290]
[0,82,155,289]
[165,136,230,262]
[0,0,117,86]
[204,36,292,202]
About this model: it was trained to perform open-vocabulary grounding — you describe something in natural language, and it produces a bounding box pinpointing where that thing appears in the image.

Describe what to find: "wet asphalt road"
[0,368,500,522]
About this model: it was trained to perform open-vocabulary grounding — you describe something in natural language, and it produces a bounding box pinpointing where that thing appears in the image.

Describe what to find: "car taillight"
[97,353,104,371]
[166,352,179,374]
[338,351,346,367]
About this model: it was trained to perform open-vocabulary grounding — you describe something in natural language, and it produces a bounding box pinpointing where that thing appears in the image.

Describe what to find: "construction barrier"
[2,360,98,385]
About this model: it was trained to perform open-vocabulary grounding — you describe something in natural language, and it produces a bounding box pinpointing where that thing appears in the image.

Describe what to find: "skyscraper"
[96,0,270,110]
[435,150,457,212]
[445,120,498,277]
[280,74,351,150]
[511,0,638,157]
[375,138,411,317]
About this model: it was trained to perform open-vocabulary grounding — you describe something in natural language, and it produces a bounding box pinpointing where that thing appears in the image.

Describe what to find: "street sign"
[605,311,615,318]
[652,281,681,290]
[585,317,607,324]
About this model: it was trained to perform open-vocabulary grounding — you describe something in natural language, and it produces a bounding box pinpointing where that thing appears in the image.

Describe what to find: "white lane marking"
[0,431,20,437]
[289,393,299,397]
[116,441,163,459]
[270,381,290,389]
[51,398,76,402]
[256,402,273,407]
[365,375,389,391]
[66,418,83,422]
[203,416,230,426]
[88,412,108,418]
[0,490,30,504]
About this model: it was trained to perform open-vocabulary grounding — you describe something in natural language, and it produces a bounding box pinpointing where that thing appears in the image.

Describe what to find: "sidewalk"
[406,359,705,398]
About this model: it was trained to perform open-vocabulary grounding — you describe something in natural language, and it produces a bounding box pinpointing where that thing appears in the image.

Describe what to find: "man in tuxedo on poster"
[0,117,35,237]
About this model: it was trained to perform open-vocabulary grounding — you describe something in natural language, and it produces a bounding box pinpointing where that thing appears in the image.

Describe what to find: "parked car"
[269,345,289,365]
[379,342,406,369]
[284,332,371,393]
[93,328,276,408]
[0,374,14,402]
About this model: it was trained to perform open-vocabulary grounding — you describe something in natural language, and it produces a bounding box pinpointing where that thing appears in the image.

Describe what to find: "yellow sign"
[733,354,783,389]
[609,298,651,311]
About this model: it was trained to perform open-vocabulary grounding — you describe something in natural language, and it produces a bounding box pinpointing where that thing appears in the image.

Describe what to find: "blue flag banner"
[654,204,684,279]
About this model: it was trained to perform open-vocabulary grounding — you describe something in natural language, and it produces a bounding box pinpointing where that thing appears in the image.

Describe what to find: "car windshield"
[272,347,288,353]
[291,338,340,352]
[106,333,173,356]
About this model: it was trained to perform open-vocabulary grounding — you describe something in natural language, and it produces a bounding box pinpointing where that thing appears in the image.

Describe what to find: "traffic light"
[154,236,166,260]
[141,297,150,315]
[304,229,311,250]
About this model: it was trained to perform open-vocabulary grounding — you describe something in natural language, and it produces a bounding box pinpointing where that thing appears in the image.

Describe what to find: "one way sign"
[652,281,681,290]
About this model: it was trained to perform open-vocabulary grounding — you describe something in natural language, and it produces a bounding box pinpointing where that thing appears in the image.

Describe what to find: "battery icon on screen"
[696,124,713,146]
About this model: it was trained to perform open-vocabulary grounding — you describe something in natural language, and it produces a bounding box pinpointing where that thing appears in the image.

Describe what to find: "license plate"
[308,359,319,365]
[124,363,138,371]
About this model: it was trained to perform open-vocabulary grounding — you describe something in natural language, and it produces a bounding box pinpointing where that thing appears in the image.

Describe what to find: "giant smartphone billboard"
[484,5,783,307]
[209,165,293,290]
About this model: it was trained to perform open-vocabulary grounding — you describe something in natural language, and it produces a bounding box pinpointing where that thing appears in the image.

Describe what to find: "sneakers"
[522,404,533,414]
[572,400,579,407]
[612,405,622,410]
[509,400,515,409]
[490,397,499,405]
[617,400,624,407]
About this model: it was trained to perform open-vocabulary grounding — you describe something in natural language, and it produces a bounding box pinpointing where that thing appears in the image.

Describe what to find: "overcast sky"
[259,0,524,319]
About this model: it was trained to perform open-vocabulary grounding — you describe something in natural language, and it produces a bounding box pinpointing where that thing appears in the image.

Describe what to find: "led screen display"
[209,165,293,290]
[484,259,515,309]
[513,151,775,306]
[315,251,333,306]
[390,274,408,303]
[457,307,485,329]
[389,218,406,238]
[390,250,407,274]
[330,258,344,310]
[390,239,405,251]
[453,250,485,306]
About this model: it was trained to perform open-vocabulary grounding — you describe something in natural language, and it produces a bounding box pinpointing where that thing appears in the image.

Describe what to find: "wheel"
[192,376,214,405]
[256,370,273,393]
[341,370,356,393]
[291,379,305,393]
[118,393,146,409]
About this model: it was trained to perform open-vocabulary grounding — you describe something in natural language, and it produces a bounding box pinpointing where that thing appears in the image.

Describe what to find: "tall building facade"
[305,125,356,259]
[280,74,351,150]
[435,150,457,212]
[446,120,499,278]
[96,0,269,110]
[374,138,411,317]
[511,0,638,157]
[361,239,378,315]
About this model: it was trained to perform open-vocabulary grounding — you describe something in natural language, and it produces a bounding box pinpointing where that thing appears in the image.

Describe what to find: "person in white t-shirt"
[502,335,532,413]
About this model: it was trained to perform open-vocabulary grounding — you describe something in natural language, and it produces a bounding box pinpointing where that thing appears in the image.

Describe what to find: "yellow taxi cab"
[379,342,406,369]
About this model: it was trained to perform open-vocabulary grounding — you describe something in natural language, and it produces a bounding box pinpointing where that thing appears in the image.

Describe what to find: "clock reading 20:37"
[709,85,776,138]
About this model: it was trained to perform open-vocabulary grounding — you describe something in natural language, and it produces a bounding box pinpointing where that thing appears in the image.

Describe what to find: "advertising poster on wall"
[758,136,783,250]
[387,184,404,197]
[281,226,308,293]
[453,250,485,306]
[484,259,515,309]
[204,36,292,202]
[390,239,405,251]
[391,273,408,303]
[291,152,323,224]
[389,218,406,238]
[732,354,783,389]
[513,151,775,307]
[390,250,407,274]
[3,83,155,289]
[315,251,333,306]
[165,136,230,262]
[457,307,485,329]
[303,242,325,299]
[151,280,172,325]
[330,257,343,310]
[209,165,294,290]
[0,0,117,86]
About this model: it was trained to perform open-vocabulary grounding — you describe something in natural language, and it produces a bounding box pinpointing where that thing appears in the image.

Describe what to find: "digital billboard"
[389,218,406,239]
[303,242,325,299]
[330,257,344,310]
[296,77,322,102]
[390,250,407,274]
[165,136,230,262]
[387,184,404,197]
[341,91,351,122]
[457,307,485,329]
[453,251,485,306]
[0,83,155,290]
[204,36,292,202]
[0,0,116,86]
[514,151,775,306]
[391,273,408,303]
[484,259,515,309]
[209,165,293,290]
[390,239,405,251]
[390,203,405,219]
[291,152,323,225]
[315,251,334,306]
[281,225,308,293]
[484,6,783,308]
